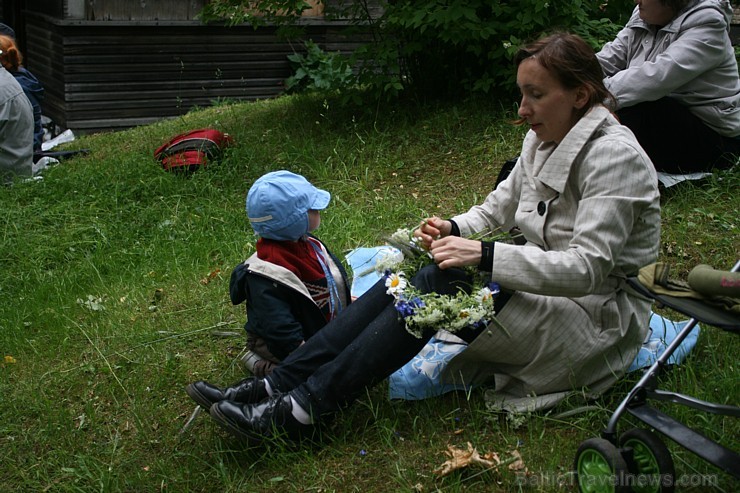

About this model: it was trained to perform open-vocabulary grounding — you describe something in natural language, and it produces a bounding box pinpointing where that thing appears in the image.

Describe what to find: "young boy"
[228,170,351,377]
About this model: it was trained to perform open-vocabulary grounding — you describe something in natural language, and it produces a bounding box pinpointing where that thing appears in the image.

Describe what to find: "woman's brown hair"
[514,32,615,118]
[0,34,23,71]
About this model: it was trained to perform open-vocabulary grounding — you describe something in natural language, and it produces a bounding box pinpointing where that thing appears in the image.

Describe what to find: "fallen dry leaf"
[434,443,528,477]
[507,449,528,473]
[434,442,501,476]
[200,269,221,285]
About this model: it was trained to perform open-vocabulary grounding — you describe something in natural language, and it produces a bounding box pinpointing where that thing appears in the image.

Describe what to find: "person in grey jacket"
[0,65,33,185]
[186,33,660,444]
[597,0,740,173]
[0,35,45,155]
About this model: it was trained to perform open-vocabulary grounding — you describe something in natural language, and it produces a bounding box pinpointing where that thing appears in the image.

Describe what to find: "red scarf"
[256,237,332,321]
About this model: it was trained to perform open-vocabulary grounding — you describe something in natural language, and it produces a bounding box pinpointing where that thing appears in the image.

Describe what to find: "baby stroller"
[573,261,740,493]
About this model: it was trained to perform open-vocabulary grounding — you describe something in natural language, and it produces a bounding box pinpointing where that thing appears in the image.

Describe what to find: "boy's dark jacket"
[229,235,351,360]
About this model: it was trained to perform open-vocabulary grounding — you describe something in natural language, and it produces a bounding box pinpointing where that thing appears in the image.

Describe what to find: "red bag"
[154,128,234,172]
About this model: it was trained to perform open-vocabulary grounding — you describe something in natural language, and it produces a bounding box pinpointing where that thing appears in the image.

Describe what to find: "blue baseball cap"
[246,170,331,241]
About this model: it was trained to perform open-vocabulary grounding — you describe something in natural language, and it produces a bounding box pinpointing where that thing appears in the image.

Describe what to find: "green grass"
[1,93,738,492]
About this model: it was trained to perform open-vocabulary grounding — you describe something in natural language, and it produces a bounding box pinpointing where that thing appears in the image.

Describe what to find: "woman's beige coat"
[441,106,661,410]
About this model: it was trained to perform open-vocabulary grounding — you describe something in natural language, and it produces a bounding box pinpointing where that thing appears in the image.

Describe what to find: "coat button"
[537,201,546,215]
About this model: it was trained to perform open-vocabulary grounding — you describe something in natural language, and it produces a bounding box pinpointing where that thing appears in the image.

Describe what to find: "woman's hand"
[428,236,482,270]
[414,217,452,249]
[414,217,480,269]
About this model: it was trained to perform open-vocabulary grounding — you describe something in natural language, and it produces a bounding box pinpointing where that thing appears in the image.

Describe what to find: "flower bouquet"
[377,227,506,339]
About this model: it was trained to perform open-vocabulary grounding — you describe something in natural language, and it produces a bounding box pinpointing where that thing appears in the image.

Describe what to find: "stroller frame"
[574,260,740,492]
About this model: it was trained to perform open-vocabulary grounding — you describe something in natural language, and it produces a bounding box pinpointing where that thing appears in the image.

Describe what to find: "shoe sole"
[185,384,218,410]
[209,404,265,443]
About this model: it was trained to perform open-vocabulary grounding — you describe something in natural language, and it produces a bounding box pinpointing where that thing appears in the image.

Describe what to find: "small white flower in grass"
[77,294,105,311]
[385,272,407,296]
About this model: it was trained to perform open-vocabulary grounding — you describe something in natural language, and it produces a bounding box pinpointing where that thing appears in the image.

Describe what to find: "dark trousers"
[617,98,740,174]
[266,265,503,418]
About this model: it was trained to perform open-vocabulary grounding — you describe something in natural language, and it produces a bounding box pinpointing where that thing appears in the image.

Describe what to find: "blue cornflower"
[487,282,501,297]
[395,299,416,318]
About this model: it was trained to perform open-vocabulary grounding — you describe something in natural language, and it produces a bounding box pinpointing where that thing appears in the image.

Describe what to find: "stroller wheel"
[574,437,630,493]
[620,428,675,493]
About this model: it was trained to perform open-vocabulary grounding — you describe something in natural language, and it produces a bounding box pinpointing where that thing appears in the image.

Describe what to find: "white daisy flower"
[385,272,407,296]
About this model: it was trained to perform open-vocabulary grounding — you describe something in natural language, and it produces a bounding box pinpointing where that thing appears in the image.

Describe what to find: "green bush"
[363,0,634,100]
[285,40,356,94]
[200,0,635,100]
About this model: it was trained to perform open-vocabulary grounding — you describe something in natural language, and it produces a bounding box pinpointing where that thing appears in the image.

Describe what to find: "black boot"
[185,377,268,410]
[209,393,316,442]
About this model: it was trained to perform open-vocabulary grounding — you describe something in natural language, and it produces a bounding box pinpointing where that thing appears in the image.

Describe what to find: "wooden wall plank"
[85,0,205,21]
[23,13,367,133]
[78,0,329,22]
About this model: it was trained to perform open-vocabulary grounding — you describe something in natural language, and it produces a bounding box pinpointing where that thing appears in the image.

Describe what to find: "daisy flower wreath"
[377,227,506,339]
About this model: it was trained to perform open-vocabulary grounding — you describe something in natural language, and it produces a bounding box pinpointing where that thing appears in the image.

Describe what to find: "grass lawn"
[1,93,738,492]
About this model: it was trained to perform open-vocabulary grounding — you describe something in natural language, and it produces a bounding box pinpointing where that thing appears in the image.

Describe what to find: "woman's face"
[635,0,676,27]
[516,58,587,144]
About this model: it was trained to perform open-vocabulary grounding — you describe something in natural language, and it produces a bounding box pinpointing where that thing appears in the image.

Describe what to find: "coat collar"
[245,253,313,297]
[525,105,612,193]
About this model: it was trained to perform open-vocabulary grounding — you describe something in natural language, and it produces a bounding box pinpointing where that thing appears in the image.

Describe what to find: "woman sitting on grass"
[185,32,661,443]
[0,34,45,156]
[0,64,33,185]
[597,0,740,174]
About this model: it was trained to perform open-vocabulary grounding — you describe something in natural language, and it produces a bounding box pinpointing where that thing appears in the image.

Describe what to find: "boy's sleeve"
[246,287,305,359]
[229,262,249,305]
